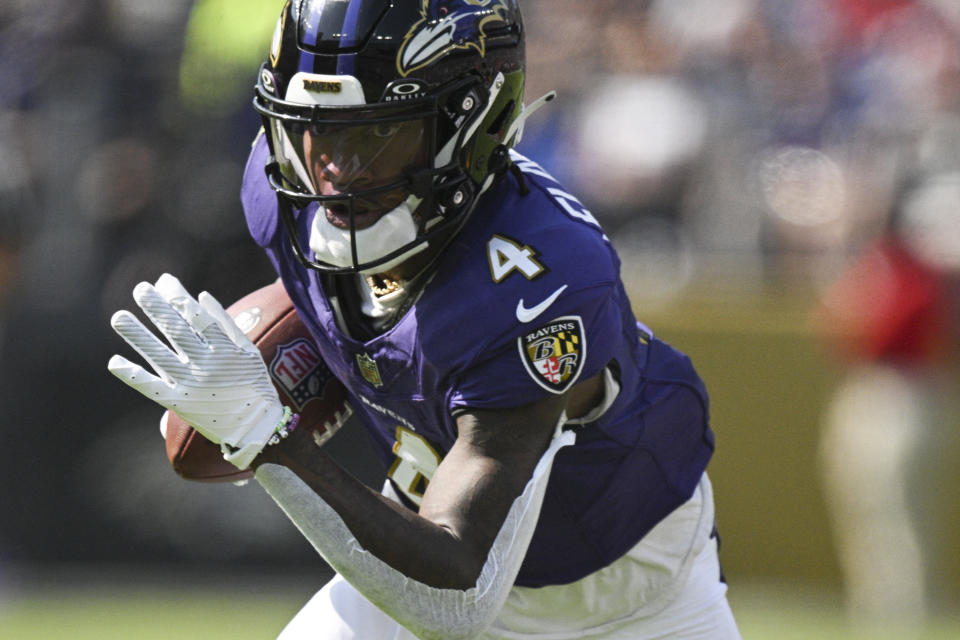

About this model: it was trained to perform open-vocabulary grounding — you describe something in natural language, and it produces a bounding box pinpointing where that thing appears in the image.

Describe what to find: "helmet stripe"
[336,0,362,76]
[337,53,357,78]
[340,0,364,48]
[299,1,325,48]
[297,50,313,74]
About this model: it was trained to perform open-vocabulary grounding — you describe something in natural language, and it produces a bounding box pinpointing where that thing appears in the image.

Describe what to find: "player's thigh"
[580,531,739,640]
[277,574,416,640]
[635,534,741,640]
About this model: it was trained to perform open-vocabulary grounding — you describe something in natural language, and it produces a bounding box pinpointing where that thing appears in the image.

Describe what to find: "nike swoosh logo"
[516,285,568,323]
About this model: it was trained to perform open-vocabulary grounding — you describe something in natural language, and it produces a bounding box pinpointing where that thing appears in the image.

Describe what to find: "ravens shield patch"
[518,316,586,394]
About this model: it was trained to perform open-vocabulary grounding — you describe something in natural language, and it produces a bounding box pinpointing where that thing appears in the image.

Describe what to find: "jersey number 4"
[487,234,545,282]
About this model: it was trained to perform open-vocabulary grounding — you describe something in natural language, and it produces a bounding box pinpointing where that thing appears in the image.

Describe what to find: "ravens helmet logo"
[397,0,512,76]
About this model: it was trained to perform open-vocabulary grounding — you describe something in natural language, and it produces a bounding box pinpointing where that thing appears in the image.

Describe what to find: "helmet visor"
[267,112,432,215]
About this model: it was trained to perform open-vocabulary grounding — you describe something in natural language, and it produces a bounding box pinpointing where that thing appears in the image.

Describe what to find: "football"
[163,280,351,482]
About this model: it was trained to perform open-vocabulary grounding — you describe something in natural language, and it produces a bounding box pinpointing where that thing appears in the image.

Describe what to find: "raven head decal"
[397,0,511,77]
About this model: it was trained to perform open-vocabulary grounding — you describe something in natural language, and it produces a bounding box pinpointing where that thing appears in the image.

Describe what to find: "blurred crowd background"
[1,0,958,635]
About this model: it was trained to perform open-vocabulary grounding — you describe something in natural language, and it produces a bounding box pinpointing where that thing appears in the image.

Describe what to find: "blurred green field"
[2,581,959,639]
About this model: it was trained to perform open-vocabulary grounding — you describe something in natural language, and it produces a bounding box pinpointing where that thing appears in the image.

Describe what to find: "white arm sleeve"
[255,424,576,640]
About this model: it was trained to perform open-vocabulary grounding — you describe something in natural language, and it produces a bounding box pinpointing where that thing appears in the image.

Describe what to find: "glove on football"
[108,273,286,469]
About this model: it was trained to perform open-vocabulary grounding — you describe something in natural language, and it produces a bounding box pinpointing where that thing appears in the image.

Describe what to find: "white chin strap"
[308,196,428,274]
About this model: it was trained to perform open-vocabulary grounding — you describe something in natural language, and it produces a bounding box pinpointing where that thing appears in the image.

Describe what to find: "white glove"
[108,273,287,469]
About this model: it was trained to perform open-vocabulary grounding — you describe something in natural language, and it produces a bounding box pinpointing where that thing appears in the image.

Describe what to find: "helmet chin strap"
[308,195,429,274]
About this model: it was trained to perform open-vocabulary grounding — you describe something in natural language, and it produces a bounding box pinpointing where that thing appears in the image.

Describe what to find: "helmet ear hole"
[487,100,516,139]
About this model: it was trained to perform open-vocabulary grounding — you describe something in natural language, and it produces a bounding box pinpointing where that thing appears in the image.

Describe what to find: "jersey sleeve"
[240,133,282,249]
[448,282,624,412]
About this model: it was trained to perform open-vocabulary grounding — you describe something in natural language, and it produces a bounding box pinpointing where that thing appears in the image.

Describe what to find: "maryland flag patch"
[518,316,586,394]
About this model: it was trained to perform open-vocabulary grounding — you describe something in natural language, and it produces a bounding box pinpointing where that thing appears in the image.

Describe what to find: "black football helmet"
[253,0,531,274]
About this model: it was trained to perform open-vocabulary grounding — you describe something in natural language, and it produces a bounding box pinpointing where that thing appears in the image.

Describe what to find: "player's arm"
[254,386,578,586]
[416,370,605,585]
[252,375,603,639]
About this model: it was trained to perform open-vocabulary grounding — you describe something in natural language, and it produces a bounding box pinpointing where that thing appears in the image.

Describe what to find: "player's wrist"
[250,421,329,471]
[222,402,298,469]
[264,406,301,446]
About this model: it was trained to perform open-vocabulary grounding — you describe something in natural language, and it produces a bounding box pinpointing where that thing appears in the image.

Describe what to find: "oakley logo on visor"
[383,80,428,102]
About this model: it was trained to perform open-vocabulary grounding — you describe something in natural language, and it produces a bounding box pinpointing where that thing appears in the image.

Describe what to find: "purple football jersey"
[242,135,715,587]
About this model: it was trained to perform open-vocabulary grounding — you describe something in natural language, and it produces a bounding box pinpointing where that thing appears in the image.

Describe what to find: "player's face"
[295,118,430,230]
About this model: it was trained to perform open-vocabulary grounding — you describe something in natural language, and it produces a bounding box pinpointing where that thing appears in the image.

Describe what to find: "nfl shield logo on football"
[518,316,586,394]
[356,352,384,388]
[269,339,331,410]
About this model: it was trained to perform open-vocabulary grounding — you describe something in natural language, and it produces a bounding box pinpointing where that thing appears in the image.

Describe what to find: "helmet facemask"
[255,68,503,274]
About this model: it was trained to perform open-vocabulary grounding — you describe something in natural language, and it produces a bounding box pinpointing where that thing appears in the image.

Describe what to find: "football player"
[108,1,741,638]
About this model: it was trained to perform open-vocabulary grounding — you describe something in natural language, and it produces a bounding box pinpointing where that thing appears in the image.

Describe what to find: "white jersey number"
[487,234,545,282]
[387,426,441,506]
